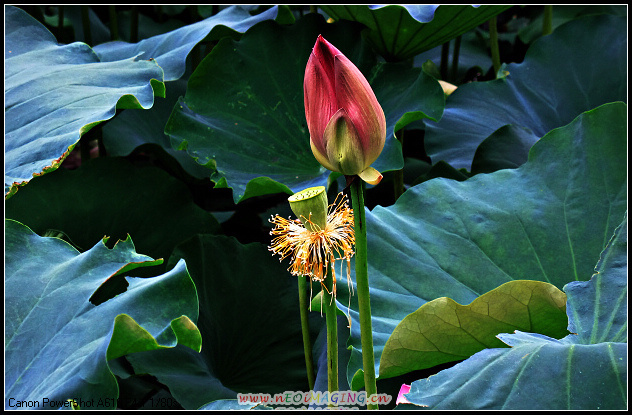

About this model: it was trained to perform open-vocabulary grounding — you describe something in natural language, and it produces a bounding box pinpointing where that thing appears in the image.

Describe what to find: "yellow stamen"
[268,192,355,303]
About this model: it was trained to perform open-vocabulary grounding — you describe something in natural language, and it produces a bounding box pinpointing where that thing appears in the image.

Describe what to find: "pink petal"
[333,53,386,165]
[303,35,338,156]
[396,384,412,405]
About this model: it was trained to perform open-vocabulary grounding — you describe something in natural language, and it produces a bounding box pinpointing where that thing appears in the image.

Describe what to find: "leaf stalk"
[297,275,316,390]
[542,5,553,36]
[489,16,501,77]
[349,178,378,410]
[323,267,339,402]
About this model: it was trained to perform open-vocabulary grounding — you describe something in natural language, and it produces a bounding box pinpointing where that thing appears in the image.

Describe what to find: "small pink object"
[396,383,412,405]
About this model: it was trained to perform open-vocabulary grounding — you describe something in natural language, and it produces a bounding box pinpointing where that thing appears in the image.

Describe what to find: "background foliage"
[4,5,627,410]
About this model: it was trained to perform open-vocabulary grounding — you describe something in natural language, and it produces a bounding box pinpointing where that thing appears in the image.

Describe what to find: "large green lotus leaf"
[564,213,628,345]
[4,157,220,266]
[4,6,165,198]
[379,280,568,380]
[470,124,536,174]
[401,214,627,409]
[122,235,324,409]
[424,14,626,171]
[517,5,627,45]
[93,6,288,81]
[101,79,211,179]
[321,5,511,61]
[5,219,200,410]
[165,13,444,203]
[336,102,626,389]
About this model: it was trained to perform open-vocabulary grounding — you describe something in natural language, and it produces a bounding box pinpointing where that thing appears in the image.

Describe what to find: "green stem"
[80,135,91,163]
[489,16,501,78]
[323,267,338,401]
[542,5,553,36]
[349,179,378,410]
[130,6,139,43]
[97,134,106,158]
[297,275,316,391]
[440,41,449,80]
[108,5,119,41]
[57,6,64,42]
[450,35,462,83]
[393,130,405,202]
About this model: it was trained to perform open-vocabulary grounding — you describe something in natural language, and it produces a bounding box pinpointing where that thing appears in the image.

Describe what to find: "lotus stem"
[450,35,462,82]
[108,6,119,41]
[349,178,378,410]
[394,130,405,201]
[543,5,553,36]
[489,16,501,77]
[130,6,139,43]
[57,6,64,42]
[297,275,316,390]
[440,42,449,80]
[80,135,91,162]
[97,133,106,158]
[323,266,338,402]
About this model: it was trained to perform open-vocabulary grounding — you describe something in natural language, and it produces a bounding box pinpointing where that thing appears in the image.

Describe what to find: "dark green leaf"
[379,280,568,380]
[564,213,628,345]
[5,5,164,197]
[124,235,322,409]
[322,5,511,61]
[5,219,199,410]
[5,157,220,265]
[101,79,211,179]
[424,14,627,170]
[471,124,537,174]
[402,214,628,409]
[518,5,627,45]
[93,6,285,81]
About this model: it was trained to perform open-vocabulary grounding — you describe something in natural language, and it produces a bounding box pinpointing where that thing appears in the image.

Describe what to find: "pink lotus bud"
[304,35,386,185]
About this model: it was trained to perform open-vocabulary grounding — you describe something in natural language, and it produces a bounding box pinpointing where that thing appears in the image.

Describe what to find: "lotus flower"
[304,35,386,185]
